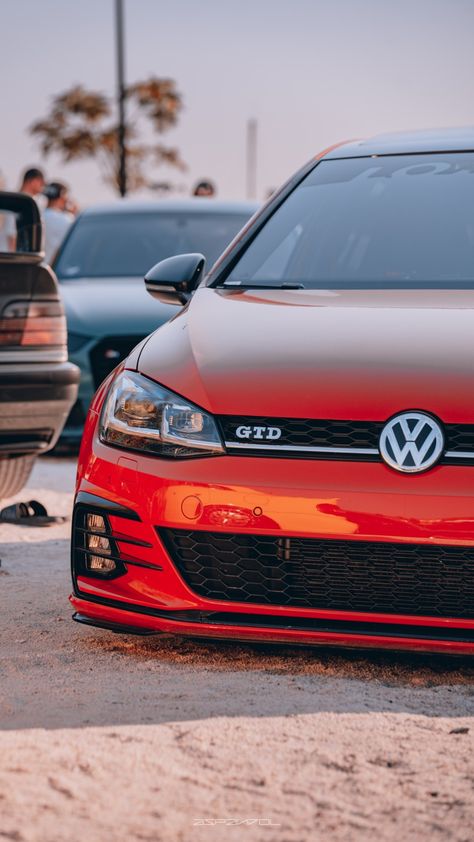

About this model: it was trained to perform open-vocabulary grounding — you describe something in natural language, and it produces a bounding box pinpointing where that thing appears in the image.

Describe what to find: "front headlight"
[99,370,224,458]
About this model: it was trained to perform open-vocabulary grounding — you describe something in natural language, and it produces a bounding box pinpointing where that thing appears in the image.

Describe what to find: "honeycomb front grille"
[159,529,474,619]
[219,416,383,449]
[218,415,474,463]
[446,424,474,452]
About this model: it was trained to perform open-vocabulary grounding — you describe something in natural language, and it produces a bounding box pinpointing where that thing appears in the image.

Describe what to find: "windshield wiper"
[221,281,306,289]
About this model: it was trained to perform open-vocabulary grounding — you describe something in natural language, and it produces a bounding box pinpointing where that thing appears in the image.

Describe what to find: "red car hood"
[136,287,474,421]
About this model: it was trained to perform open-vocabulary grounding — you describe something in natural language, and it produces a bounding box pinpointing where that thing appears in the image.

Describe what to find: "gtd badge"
[379,412,444,473]
[236,425,282,441]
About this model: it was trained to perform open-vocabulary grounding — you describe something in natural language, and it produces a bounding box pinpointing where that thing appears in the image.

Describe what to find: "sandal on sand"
[0,499,67,527]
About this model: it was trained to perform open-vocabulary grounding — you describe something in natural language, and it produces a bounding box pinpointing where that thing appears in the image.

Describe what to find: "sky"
[2,0,474,207]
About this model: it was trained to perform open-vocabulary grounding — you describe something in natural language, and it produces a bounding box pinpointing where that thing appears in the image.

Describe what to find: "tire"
[0,455,36,499]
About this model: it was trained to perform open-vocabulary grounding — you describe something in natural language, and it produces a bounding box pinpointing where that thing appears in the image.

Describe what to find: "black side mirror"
[145,253,206,305]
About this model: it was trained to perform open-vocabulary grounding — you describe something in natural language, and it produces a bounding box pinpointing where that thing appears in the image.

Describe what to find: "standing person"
[20,167,45,200]
[192,180,216,197]
[43,182,75,264]
[18,167,46,252]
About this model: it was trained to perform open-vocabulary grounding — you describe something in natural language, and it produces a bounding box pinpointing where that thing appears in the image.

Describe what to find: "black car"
[0,192,79,497]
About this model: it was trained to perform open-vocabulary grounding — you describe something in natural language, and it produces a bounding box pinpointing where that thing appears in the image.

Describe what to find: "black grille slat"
[219,415,474,461]
[65,399,87,428]
[445,424,474,451]
[90,335,144,390]
[220,416,383,449]
[159,529,474,619]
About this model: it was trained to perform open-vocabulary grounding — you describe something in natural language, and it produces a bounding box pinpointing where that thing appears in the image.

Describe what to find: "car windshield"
[55,211,251,279]
[224,153,474,289]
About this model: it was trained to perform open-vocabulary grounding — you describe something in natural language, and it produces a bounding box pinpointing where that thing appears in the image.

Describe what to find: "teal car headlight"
[99,370,224,458]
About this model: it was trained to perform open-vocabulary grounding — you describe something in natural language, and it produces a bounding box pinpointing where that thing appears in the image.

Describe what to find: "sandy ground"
[0,457,473,842]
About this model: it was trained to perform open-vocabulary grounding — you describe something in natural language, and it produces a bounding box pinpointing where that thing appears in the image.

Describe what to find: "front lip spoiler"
[71,592,474,644]
[73,612,158,636]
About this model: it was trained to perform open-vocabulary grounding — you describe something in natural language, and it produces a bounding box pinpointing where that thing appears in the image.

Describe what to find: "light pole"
[246,118,257,200]
[115,0,127,197]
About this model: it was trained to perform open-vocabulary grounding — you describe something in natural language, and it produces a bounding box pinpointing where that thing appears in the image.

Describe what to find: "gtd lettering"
[235,425,282,441]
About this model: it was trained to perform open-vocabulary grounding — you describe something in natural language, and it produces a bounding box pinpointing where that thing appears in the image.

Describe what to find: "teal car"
[54,199,258,445]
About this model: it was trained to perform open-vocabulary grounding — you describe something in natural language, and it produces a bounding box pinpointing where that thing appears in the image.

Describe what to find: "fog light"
[87,533,112,554]
[86,513,107,533]
[73,504,126,580]
[85,528,115,573]
[87,555,117,573]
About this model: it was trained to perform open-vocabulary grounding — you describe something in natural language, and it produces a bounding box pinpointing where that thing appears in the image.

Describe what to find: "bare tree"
[30,78,185,193]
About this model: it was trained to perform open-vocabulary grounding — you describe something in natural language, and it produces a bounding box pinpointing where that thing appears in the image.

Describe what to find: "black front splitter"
[72,612,159,636]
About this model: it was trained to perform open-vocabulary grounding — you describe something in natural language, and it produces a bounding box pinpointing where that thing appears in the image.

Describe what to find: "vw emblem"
[379,412,444,473]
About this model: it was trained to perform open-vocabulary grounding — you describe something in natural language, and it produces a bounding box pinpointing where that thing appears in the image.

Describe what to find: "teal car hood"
[60,277,178,336]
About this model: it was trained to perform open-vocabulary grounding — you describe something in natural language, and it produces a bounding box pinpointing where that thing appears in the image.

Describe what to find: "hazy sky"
[2,0,474,206]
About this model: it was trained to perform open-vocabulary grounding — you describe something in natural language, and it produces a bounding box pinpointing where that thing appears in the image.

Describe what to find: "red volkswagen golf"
[71,128,474,654]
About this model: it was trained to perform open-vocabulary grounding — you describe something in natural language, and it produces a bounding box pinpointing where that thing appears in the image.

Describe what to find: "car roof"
[80,198,260,217]
[323,126,474,159]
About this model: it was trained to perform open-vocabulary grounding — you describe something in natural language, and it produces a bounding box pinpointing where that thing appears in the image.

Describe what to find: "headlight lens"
[99,370,224,458]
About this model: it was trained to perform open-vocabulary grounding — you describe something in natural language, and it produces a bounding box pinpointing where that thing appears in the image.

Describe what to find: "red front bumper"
[71,431,474,654]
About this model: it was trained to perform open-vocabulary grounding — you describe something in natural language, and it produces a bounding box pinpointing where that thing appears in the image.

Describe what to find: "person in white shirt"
[43,182,75,265]
[0,167,48,254]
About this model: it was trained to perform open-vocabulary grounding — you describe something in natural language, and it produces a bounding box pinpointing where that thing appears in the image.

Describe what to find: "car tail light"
[0,300,67,347]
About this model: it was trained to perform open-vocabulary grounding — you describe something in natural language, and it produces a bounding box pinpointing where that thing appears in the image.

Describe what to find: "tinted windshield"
[225,153,474,288]
[55,211,250,279]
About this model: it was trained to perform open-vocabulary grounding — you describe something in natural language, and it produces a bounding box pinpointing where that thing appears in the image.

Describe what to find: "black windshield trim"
[219,280,474,290]
[221,282,306,289]
[325,148,474,161]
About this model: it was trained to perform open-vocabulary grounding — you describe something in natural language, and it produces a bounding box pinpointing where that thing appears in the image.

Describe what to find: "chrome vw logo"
[379,412,444,473]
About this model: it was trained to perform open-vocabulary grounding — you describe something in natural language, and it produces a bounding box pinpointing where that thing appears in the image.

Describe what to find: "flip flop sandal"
[0,499,67,527]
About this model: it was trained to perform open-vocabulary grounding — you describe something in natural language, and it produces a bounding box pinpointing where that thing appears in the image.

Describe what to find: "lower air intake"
[158,529,474,619]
